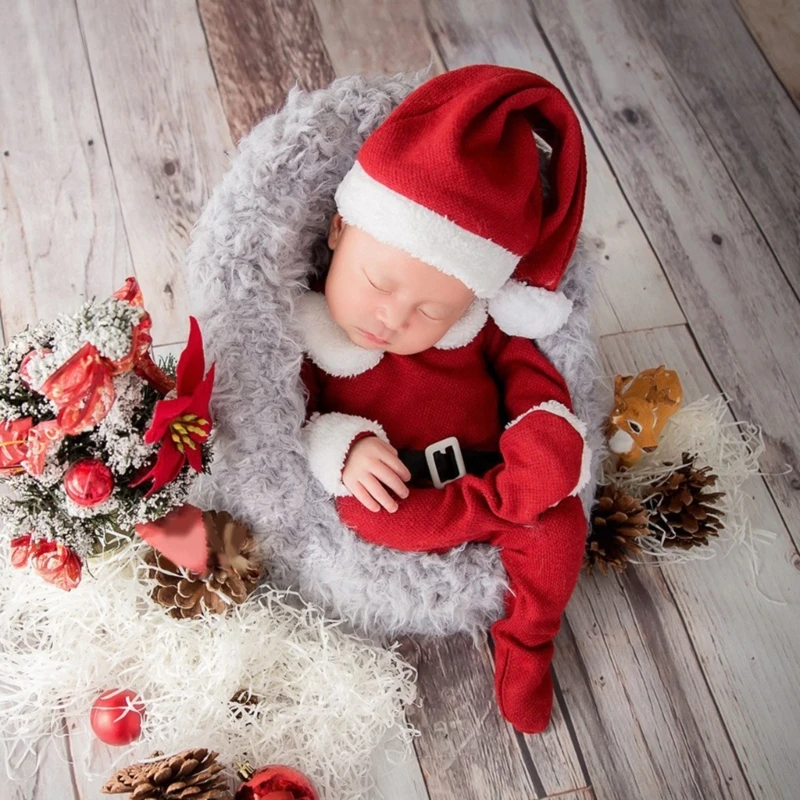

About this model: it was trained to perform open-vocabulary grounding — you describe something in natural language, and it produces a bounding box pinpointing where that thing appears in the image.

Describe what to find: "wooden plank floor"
[1,0,798,797]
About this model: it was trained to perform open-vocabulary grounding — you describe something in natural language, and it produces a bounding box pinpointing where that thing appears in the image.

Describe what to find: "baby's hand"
[342,436,411,512]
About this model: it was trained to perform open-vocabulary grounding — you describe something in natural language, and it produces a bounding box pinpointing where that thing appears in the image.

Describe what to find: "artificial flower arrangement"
[0,277,214,590]
[0,279,416,799]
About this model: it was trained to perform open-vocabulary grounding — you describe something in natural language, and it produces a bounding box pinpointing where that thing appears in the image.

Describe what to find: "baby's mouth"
[355,327,390,346]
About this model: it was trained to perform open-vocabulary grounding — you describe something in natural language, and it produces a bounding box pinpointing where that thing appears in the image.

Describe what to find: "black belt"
[398,437,502,488]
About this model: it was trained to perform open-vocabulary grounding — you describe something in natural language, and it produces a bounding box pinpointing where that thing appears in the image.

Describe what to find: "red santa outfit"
[297,64,591,733]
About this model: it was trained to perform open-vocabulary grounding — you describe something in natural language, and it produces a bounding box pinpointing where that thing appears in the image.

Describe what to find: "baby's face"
[324,213,475,355]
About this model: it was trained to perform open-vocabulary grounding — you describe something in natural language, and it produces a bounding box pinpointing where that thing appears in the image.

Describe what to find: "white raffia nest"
[601,394,768,565]
[0,539,417,799]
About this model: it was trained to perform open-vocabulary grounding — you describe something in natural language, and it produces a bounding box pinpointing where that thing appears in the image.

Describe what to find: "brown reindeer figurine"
[607,366,683,468]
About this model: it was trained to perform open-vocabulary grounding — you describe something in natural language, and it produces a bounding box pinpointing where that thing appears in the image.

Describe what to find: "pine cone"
[644,453,725,549]
[145,511,263,619]
[101,748,231,799]
[585,483,650,573]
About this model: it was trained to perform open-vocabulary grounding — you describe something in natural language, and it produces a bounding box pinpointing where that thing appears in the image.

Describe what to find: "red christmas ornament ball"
[64,459,115,507]
[90,689,145,746]
[235,764,318,800]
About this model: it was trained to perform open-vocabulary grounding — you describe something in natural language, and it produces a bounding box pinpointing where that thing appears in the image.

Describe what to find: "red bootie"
[493,640,555,733]
[489,495,587,733]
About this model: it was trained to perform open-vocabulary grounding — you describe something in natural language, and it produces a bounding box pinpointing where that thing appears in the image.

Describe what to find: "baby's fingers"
[379,451,412,482]
[361,475,399,513]
[349,480,381,512]
[371,461,410,500]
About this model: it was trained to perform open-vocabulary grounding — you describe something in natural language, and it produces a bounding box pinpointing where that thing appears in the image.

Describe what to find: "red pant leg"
[490,495,587,734]
[336,478,522,552]
[340,490,587,734]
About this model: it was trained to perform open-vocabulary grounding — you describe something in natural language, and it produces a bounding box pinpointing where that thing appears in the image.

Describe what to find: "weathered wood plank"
[2,717,77,800]
[0,0,131,342]
[557,569,752,799]
[624,0,800,294]
[74,0,233,345]
[365,723,431,800]
[736,0,800,107]
[311,0,443,80]
[531,0,800,544]
[409,0,685,338]
[399,634,538,800]
[479,642,587,797]
[543,791,594,800]
[600,325,800,799]
[198,0,336,143]
[514,665,587,797]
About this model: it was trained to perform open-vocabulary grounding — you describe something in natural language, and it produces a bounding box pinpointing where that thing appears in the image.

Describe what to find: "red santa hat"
[334,64,588,339]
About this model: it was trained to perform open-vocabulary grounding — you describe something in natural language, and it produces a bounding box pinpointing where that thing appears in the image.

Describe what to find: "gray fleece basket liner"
[186,69,609,640]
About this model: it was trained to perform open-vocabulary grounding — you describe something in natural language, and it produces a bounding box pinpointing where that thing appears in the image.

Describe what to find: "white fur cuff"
[506,400,591,496]
[301,412,390,496]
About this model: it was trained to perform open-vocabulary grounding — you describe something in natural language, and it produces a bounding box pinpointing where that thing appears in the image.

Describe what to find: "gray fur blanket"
[186,69,609,640]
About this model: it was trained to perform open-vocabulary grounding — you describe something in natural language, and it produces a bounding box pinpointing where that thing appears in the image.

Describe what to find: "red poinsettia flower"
[0,417,33,476]
[10,534,82,591]
[131,317,215,497]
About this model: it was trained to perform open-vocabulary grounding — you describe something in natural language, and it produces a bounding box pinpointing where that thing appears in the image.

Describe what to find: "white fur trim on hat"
[296,290,384,377]
[301,411,390,496]
[433,298,488,350]
[488,279,573,339]
[335,161,519,298]
[506,400,591,496]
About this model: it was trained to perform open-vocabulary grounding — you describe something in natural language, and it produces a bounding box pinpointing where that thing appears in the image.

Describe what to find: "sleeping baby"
[297,64,591,734]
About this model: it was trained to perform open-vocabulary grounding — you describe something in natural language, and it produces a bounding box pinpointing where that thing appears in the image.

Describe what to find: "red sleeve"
[300,358,384,496]
[483,324,573,422]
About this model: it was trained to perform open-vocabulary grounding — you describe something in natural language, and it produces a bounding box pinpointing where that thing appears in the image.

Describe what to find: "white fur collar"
[295,291,487,377]
[295,291,383,377]
[433,297,488,350]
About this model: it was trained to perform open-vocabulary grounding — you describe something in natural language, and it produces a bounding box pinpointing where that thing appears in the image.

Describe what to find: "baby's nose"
[376,304,408,332]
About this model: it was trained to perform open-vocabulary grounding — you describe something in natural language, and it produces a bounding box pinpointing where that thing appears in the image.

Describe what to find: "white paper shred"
[0,540,418,798]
